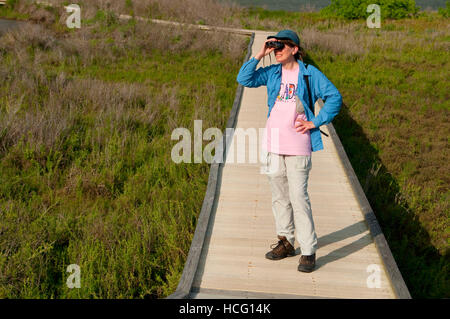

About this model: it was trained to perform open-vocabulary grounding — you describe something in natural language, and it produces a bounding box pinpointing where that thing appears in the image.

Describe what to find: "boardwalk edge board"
[189,287,335,299]
[166,33,255,299]
[325,116,411,299]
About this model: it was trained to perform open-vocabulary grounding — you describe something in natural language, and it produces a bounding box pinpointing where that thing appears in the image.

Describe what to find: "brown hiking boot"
[298,253,316,273]
[265,236,295,260]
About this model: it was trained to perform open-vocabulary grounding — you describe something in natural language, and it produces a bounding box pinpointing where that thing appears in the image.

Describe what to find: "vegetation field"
[0,0,247,298]
[222,0,448,12]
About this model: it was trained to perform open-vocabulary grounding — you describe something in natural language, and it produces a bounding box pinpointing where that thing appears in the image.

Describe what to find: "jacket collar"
[274,59,311,76]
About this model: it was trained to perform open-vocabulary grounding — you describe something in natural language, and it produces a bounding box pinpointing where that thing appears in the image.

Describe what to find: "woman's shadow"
[295,220,372,271]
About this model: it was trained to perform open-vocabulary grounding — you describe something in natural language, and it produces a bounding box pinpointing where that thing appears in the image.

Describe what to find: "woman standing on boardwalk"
[236,30,342,273]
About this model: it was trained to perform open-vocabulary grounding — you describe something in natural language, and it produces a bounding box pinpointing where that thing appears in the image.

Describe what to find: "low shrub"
[321,0,420,20]
[438,0,450,17]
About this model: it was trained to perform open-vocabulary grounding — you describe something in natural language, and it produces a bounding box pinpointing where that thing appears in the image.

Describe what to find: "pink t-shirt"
[265,64,312,155]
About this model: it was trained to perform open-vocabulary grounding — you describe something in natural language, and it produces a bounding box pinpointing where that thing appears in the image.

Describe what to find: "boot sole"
[265,252,296,260]
[297,265,315,273]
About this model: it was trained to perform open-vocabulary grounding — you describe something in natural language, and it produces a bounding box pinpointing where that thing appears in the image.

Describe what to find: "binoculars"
[266,41,285,50]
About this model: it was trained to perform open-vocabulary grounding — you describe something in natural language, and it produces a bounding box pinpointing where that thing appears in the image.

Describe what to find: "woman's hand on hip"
[295,118,316,134]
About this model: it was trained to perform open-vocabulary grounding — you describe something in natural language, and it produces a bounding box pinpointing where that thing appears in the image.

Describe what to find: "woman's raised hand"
[255,39,276,60]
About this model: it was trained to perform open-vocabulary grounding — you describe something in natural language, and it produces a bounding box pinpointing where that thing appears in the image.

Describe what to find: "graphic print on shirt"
[265,66,311,156]
[276,82,297,103]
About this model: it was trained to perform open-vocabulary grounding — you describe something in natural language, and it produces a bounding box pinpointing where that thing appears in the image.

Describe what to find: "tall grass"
[0,2,247,298]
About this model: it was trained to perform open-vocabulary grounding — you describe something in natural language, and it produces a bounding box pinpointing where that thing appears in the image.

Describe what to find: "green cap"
[267,29,300,46]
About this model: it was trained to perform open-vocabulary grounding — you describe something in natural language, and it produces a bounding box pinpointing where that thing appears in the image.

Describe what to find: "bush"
[321,0,420,20]
[438,0,450,18]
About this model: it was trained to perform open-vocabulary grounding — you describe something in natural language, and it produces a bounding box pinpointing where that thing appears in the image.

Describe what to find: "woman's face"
[274,40,298,64]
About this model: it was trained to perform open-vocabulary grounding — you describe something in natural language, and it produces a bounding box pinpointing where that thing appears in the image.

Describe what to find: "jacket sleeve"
[309,66,342,128]
[236,57,270,88]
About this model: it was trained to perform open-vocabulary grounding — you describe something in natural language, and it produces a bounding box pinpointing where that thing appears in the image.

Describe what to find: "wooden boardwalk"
[169,31,411,299]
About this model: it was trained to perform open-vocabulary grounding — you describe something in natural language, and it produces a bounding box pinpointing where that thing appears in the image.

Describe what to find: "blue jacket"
[236,57,342,152]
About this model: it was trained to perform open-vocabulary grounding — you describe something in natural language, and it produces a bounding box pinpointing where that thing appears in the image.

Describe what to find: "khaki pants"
[265,152,317,256]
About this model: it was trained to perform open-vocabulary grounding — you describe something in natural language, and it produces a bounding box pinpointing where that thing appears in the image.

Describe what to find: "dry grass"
[300,25,368,56]
[1,27,154,152]
[300,19,450,57]
[16,0,244,27]
[0,15,245,153]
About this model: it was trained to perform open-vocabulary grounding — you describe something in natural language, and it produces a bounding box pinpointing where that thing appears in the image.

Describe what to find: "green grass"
[0,4,29,20]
